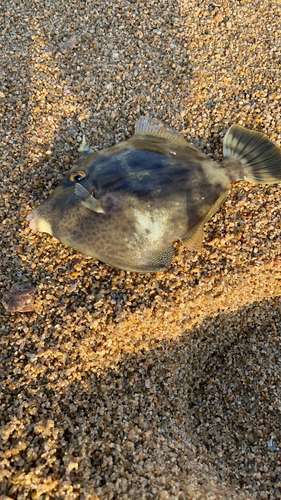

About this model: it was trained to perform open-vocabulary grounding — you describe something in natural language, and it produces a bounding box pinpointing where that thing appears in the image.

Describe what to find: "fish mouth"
[27,210,37,231]
[26,210,53,236]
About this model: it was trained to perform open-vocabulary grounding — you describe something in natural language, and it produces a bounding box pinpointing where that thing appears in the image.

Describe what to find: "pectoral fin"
[75,183,105,214]
[75,182,90,197]
[81,197,105,213]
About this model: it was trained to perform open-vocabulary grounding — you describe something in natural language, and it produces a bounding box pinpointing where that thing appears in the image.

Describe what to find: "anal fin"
[183,224,204,251]
[183,189,229,251]
[204,189,230,221]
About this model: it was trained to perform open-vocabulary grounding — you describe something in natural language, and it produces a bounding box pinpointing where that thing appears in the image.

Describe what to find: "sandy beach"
[1,0,281,498]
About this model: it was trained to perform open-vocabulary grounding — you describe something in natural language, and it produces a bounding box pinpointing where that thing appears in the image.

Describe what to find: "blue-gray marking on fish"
[27,117,281,272]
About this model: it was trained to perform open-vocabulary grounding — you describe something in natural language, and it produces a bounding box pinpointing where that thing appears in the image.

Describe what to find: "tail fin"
[223,125,281,184]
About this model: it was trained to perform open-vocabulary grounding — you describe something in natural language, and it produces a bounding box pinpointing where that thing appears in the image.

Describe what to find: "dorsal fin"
[78,135,94,155]
[135,117,188,146]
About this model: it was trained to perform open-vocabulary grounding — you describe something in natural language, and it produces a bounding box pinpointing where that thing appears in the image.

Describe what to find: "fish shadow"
[1,296,281,499]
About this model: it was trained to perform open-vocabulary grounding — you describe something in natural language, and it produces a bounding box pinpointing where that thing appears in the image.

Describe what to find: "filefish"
[27,117,281,272]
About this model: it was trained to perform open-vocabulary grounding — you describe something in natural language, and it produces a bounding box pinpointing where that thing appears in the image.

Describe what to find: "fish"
[27,117,281,273]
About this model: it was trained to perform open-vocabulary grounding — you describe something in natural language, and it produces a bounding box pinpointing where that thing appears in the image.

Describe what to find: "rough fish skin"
[27,118,281,272]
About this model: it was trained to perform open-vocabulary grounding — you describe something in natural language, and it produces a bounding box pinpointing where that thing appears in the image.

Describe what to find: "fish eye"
[70,170,86,182]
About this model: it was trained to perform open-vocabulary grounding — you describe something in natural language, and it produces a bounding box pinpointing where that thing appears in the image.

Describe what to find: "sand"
[1,0,281,498]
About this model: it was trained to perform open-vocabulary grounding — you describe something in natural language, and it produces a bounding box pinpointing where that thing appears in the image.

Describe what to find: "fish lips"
[27,184,78,232]
[27,210,37,231]
[27,209,54,236]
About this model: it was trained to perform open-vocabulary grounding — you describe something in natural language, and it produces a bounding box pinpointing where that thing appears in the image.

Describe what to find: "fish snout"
[26,210,53,236]
[27,210,37,231]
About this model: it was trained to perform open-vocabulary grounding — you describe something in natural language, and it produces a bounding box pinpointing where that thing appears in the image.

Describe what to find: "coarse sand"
[1,0,281,498]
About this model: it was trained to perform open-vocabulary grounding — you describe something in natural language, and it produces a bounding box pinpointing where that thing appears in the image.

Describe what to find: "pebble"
[145,378,152,389]
[1,283,36,313]
[59,35,78,54]
[268,438,277,451]
[0,0,281,498]
[215,14,224,23]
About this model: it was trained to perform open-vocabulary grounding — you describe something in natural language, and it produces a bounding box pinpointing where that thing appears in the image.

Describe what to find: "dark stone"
[2,283,36,313]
